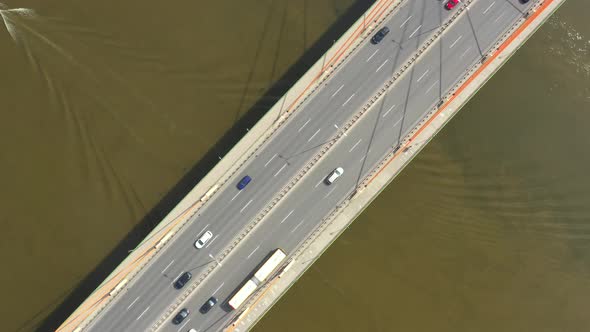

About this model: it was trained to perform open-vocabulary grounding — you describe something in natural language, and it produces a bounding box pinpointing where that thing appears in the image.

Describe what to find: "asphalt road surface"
[84,0,535,331]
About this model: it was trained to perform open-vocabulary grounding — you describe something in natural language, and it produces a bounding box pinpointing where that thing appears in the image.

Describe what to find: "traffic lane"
[89,0,520,328]
[465,0,526,52]
[92,0,454,326]
[168,2,536,329]
[276,3,450,160]
[93,148,295,329]
[93,0,460,324]
[160,16,502,328]
[155,3,513,330]
[166,89,400,332]
[111,3,480,330]
[249,0,447,164]
[160,121,388,332]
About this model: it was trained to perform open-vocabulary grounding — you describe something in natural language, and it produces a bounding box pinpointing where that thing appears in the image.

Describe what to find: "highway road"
[84,0,535,331]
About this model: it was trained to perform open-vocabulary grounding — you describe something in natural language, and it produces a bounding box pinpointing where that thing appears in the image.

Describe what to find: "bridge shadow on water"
[36,1,376,331]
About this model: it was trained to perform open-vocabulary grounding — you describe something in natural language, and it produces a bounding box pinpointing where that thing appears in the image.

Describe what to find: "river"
[0,0,588,331]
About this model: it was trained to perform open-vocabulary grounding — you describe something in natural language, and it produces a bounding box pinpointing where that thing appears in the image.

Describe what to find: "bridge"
[58,0,565,331]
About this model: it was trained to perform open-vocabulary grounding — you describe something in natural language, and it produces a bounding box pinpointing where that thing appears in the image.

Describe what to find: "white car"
[194,231,213,249]
[325,167,344,185]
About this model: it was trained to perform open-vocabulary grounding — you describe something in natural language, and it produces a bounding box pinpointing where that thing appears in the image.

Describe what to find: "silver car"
[194,230,213,249]
[325,167,344,185]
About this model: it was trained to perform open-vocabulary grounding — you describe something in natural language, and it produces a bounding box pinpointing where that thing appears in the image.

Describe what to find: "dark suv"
[174,272,192,289]
[172,308,189,325]
[371,27,390,44]
[199,296,218,314]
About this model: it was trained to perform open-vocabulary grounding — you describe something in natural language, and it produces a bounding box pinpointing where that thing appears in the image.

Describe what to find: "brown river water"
[0,0,588,331]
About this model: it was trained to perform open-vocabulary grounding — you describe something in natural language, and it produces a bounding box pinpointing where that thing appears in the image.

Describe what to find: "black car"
[371,27,390,44]
[172,308,189,325]
[174,272,192,289]
[199,296,218,314]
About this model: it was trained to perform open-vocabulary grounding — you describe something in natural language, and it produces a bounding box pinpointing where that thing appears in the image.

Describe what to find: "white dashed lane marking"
[298,119,311,133]
[367,49,380,62]
[264,153,277,167]
[247,245,260,259]
[408,24,422,39]
[274,163,287,177]
[136,306,150,321]
[127,297,140,311]
[308,128,321,142]
[383,104,396,118]
[240,199,253,213]
[449,35,463,48]
[483,1,495,14]
[400,15,412,28]
[349,139,362,153]
[342,94,355,106]
[331,84,344,98]
[376,59,389,72]
[280,210,294,224]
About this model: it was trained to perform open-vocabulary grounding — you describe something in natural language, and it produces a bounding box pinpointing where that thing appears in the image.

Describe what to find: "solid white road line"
[416,69,430,82]
[449,35,463,49]
[376,59,389,72]
[127,297,140,310]
[264,153,277,167]
[161,260,175,274]
[383,104,396,118]
[342,93,355,106]
[247,245,260,259]
[408,25,422,39]
[392,117,403,128]
[205,234,218,248]
[240,199,253,213]
[425,80,439,95]
[331,84,344,98]
[366,49,380,62]
[349,139,362,153]
[136,306,150,321]
[483,1,495,14]
[460,47,472,59]
[308,128,320,142]
[400,15,413,28]
[274,163,287,177]
[280,210,294,224]
[298,119,311,132]
[291,220,305,233]
[231,190,241,201]
[177,319,190,332]
[212,283,225,296]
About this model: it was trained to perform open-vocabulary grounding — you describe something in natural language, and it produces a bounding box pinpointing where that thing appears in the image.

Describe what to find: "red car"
[445,0,460,10]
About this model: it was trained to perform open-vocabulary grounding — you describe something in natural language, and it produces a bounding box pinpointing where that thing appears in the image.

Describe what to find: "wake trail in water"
[1,3,175,211]
[0,3,37,43]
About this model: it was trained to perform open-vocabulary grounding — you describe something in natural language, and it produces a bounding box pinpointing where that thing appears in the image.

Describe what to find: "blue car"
[237,175,252,190]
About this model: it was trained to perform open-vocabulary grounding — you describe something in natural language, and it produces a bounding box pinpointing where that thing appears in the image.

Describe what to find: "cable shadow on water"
[36,1,378,331]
